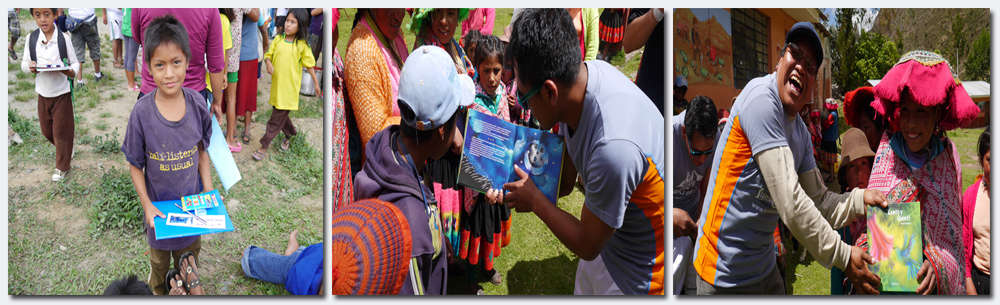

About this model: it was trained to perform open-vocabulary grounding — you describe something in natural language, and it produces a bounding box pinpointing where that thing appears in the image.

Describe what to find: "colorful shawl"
[359,12,407,111]
[332,48,353,212]
[859,131,966,294]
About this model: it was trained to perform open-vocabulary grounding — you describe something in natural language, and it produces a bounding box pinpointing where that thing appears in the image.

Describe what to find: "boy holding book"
[22,8,80,181]
[120,15,215,295]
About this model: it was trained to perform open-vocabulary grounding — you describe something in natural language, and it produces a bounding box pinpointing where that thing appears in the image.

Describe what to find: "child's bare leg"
[113,39,123,66]
[284,230,299,256]
[225,81,238,147]
[126,70,136,88]
[243,111,253,138]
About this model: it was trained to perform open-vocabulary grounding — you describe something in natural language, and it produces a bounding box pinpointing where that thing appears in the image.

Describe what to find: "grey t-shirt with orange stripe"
[692,72,816,288]
[560,60,665,294]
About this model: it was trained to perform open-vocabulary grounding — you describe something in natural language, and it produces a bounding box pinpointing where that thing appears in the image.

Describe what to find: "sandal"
[487,269,502,286]
[252,150,266,161]
[9,48,17,61]
[279,138,291,151]
[178,251,203,294]
[166,269,186,295]
[241,132,252,145]
[228,142,243,153]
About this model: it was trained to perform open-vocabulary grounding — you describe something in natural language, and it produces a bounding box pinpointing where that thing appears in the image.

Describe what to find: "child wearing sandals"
[253,8,319,161]
[120,15,214,295]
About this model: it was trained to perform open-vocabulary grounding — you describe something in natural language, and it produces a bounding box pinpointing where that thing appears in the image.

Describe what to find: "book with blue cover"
[457,109,564,204]
[866,201,922,293]
[152,189,234,240]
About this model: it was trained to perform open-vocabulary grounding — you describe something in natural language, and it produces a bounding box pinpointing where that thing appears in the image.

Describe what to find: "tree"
[964,31,990,82]
[830,8,858,96]
[854,32,898,85]
[949,14,967,75]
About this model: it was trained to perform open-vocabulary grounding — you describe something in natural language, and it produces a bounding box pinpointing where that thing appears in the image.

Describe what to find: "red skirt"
[599,9,625,43]
[231,59,259,114]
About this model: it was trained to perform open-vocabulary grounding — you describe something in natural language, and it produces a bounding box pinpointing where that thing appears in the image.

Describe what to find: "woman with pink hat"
[859,51,980,295]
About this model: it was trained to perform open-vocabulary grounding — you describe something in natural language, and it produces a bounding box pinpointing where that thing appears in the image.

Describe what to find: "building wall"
[676,8,832,111]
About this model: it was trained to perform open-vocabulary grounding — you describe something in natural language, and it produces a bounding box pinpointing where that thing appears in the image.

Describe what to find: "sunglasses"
[688,138,715,157]
[787,43,818,75]
[516,80,547,111]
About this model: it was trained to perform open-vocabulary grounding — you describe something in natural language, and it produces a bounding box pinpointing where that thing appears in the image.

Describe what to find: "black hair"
[285,8,311,43]
[143,14,192,65]
[505,9,581,87]
[29,8,58,15]
[219,8,235,24]
[474,35,504,70]
[102,275,153,295]
[684,96,719,140]
[397,100,458,143]
[860,102,888,132]
[463,30,482,63]
[979,126,991,166]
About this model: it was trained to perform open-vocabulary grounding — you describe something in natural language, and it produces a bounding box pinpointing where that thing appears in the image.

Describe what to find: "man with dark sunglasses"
[672,95,718,295]
[502,9,664,295]
[693,21,887,295]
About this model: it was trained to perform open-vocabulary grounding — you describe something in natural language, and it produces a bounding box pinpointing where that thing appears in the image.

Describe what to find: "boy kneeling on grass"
[120,14,215,295]
[21,8,80,182]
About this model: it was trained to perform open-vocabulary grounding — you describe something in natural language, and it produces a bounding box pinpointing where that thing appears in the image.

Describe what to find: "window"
[731,9,769,89]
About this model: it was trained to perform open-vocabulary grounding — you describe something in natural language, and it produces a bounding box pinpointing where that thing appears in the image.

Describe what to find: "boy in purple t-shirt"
[120,15,214,295]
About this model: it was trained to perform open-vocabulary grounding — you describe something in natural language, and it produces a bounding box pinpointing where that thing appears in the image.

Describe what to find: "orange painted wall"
[679,8,832,111]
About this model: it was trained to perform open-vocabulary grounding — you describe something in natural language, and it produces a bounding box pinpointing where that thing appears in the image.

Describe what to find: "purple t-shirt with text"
[122,87,213,250]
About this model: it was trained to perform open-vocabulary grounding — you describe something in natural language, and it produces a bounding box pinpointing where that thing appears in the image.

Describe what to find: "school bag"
[28,28,74,100]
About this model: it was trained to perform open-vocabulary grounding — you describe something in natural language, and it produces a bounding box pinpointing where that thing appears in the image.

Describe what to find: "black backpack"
[28,29,73,99]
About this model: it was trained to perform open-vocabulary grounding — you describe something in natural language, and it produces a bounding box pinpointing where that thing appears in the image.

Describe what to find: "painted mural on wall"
[674,8,733,87]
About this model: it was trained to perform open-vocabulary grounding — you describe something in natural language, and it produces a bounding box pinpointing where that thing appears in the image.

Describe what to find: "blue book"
[152,189,235,240]
[457,109,564,204]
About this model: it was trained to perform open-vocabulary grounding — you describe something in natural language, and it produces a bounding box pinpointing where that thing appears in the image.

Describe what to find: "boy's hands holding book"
[846,245,882,294]
[28,61,38,73]
[142,202,165,229]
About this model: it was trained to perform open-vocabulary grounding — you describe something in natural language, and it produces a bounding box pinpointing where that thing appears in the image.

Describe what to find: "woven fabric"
[872,51,980,131]
[345,20,405,149]
[856,131,966,294]
[332,49,353,212]
[331,199,412,295]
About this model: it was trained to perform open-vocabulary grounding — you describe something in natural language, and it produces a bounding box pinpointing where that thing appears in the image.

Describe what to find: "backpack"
[28,29,74,99]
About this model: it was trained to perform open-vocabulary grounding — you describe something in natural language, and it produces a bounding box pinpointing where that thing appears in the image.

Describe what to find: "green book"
[866,201,922,293]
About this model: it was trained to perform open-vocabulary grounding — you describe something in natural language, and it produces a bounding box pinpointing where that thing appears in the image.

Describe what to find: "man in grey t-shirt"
[693,21,886,295]
[672,95,718,294]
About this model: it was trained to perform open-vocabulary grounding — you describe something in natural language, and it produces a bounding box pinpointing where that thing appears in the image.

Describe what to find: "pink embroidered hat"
[872,50,980,131]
